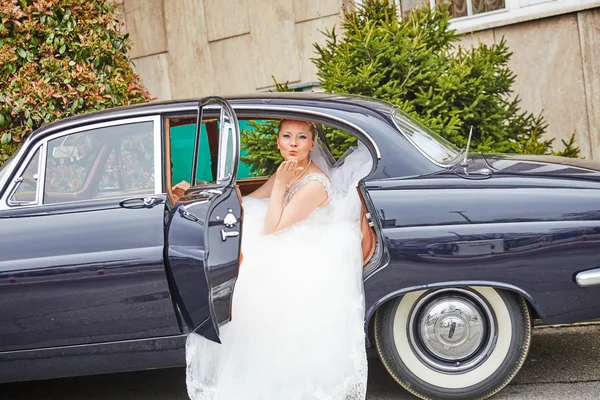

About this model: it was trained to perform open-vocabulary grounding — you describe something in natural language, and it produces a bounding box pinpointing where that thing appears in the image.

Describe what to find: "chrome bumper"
[576,268,600,287]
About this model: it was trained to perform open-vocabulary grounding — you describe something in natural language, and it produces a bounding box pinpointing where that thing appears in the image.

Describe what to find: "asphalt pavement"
[2,323,600,400]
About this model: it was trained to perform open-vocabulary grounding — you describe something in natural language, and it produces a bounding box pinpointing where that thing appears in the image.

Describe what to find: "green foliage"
[0,0,151,165]
[240,119,282,176]
[312,0,579,158]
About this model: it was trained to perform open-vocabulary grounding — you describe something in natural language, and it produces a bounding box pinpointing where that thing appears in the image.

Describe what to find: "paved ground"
[2,323,600,400]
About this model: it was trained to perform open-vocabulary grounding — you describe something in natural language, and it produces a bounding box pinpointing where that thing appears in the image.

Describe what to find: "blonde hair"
[278,119,316,139]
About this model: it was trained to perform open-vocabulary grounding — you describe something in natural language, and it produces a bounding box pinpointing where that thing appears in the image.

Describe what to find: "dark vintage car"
[2,94,600,400]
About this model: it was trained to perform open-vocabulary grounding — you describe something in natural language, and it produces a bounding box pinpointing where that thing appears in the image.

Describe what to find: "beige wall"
[458,9,600,160]
[119,0,347,100]
[119,1,600,159]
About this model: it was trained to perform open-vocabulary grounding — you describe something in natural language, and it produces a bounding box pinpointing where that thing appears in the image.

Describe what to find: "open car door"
[166,97,242,343]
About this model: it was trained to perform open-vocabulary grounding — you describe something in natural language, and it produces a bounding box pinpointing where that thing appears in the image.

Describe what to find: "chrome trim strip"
[217,100,241,186]
[37,142,47,205]
[0,333,186,356]
[150,115,163,194]
[39,115,160,153]
[2,143,44,210]
[576,268,600,287]
[0,163,14,199]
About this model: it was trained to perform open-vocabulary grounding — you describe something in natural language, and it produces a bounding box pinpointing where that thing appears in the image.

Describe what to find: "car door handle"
[221,229,239,241]
[200,188,223,196]
[120,196,163,209]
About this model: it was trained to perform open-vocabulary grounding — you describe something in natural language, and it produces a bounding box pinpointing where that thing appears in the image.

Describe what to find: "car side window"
[44,121,155,204]
[45,132,102,199]
[115,131,155,192]
[8,148,41,205]
[98,148,120,192]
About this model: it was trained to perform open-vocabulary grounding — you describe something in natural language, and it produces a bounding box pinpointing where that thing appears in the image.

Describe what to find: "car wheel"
[374,287,532,400]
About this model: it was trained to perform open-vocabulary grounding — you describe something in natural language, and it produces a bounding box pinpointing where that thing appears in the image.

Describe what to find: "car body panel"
[0,335,186,383]
[166,185,243,342]
[2,93,600,384]
[164,97,243,343]
[0,197,181,352]
[364,171,600,325]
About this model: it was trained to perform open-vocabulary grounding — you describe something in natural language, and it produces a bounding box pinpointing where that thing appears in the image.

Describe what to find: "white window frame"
[448,0,600,33]
[384,0,600,33]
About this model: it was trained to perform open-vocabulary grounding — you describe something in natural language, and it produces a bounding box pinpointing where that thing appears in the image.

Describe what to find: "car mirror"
[52,146,80,159]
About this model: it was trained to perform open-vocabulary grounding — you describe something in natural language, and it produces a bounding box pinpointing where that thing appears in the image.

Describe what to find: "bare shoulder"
[286,174,330,207]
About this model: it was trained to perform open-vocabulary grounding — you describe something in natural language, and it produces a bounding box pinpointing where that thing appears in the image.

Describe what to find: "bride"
[185,119,371,400]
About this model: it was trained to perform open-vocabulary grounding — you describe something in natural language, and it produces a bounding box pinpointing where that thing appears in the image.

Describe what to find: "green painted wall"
[170,121,256,185]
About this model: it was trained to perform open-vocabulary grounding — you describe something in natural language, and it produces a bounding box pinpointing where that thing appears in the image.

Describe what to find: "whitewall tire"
[374,287,532,400]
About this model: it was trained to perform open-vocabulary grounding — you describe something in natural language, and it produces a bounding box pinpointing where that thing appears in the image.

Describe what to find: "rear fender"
[364,280,540,347]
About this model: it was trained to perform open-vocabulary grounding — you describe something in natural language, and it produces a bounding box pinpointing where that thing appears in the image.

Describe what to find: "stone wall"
[117,1,600,159]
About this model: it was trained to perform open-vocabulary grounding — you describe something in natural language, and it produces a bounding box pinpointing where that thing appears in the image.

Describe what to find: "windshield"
[392,106,461,166]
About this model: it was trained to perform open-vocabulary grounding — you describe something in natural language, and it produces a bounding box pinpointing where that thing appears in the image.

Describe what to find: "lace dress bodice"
[283,173,333,208]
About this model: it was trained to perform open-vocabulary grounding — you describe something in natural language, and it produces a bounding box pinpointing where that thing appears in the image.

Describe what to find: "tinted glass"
[44,121,155,204]
[392,107,460,166]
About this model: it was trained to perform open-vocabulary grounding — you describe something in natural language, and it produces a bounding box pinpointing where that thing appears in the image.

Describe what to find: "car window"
[170,119,271,187]
[238,119,354,177]
[97,131,155,194]
[392,106,460,166]
[238,119,279,178]
[118,131,155,191]
[44,121,155,204]
[45,132,102,197]
[8,148,41,205]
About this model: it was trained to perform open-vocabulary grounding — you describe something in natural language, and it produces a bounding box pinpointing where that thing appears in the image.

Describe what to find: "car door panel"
[0,118,182,353]
[0,197,180,352]
[165,98,242,343]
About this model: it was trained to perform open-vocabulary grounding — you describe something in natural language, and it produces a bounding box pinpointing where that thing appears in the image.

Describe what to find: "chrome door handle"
[143,196,159,206]
[221,229,239,241]
[199,188,223,196]
[120,196,163,209]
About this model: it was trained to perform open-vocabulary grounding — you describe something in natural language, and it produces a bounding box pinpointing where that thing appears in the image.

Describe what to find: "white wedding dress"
[185,144,372,400]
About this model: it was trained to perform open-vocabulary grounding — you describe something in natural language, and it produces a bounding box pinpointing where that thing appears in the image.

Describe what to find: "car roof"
[26,92,395,142]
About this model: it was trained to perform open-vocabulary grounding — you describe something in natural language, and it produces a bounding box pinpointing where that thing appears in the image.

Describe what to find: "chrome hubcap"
[420,297,484,361]
[408,288,496,372]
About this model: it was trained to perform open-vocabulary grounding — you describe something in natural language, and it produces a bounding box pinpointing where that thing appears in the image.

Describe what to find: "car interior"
[163,115,377,267]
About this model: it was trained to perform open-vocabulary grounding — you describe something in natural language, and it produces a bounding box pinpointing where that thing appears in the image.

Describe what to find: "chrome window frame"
[215,101,240,186]
[5,143,45,208]
[0,115,162,210]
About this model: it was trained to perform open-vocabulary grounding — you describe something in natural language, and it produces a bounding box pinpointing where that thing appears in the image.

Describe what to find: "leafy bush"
[311,1,578,158]
[0,0,151,165]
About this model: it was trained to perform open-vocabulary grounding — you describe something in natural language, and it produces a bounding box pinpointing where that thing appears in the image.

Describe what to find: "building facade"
[116,0,600,159]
